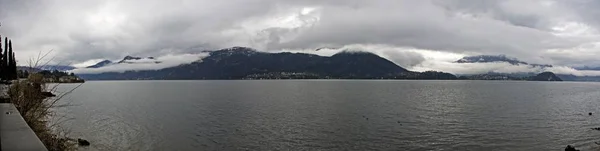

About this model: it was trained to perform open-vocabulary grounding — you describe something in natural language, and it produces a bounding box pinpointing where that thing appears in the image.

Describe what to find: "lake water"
[54,80,600,150]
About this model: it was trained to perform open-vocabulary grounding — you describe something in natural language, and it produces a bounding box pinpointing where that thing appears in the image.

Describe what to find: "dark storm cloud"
[0,0,599,70]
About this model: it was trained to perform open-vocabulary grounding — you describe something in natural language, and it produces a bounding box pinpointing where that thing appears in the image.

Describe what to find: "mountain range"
[78,47,461,80]
[86,56,160,68]
[38,65,77,71]
[458,72,562,81]
[454,55,600,81]
[575,66,600,71]
[455,55,552,68]
[87,60,112,68]
[32,47,565,81]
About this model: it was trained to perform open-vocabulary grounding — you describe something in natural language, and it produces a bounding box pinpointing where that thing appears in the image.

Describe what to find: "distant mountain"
[556,74,600,82]
[86,56,160,69]
[117,56,142,63]
[457,55,526,65]
[38,65,76,71]
[79,47,458,80]
[459,72,562,81]
[87,60,113,68]
[529,72,562,81]
[117,56,160,64]
[459,73,524,80]
[456,55,552,68]
[457,72,537,79]
[456,55,600,82]
[17,66,42,72]
[15,65,75,72]
[575,66,600,71]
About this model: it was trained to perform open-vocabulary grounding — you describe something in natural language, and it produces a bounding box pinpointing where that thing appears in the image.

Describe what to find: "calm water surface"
[55,80,600,150]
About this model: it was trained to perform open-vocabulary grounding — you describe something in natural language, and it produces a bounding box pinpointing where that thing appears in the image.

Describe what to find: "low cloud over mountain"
[4,0,600,73]
[72,53,209,74]
[66,45,600,77]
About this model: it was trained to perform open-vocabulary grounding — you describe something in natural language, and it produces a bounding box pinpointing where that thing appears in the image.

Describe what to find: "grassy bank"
[8,73,80,151]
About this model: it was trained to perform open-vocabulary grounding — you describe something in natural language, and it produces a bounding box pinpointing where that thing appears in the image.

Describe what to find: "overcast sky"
[2,0,600,74]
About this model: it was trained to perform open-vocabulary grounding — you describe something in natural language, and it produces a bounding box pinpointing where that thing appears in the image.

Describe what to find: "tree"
[1,39,6,80]
[0,23,18,80]
[3,37,7,66]
[17,70,23,79]
[0,34,3,79]
[7,53,10,80]
[23,70,29,78]
[11,52,16,80]
[39,70,51,76]
[1,37,6,80]
[8,40,16,80]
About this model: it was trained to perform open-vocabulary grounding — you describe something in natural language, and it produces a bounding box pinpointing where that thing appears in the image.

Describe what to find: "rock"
[77,139,90,146]
[565,145,579,151]
[41,92,56,97]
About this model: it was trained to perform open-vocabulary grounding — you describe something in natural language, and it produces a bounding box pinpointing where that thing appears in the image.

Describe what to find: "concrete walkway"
[0,103,47,151]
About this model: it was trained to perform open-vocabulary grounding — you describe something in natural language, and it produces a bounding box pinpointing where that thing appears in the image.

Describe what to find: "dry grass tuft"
[8,49,83,151]
[8,73,81,151]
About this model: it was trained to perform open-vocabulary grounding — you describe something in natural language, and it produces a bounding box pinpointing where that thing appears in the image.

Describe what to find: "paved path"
[0,103,48,151]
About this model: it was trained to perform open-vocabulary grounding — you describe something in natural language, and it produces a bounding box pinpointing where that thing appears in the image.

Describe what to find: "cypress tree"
[7,41,11,80]
[7,40,12,80]
[2,37,6,80]
[3,37,6,64]
[11,52,15,80]
[11,52,16,80]
[7,40,10,80]
[8,40,15,80]
[0,35,3,80]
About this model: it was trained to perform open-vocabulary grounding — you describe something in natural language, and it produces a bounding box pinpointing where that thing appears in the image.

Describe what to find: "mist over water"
[55,80,600,150]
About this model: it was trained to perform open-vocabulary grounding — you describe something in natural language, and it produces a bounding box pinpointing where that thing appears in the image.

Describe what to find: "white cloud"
[71,59,107,68]
[545,66,600,76]
[71,53,209,74]
[411,58,600,76]
[66,43,600,77]
[3,0,600,75]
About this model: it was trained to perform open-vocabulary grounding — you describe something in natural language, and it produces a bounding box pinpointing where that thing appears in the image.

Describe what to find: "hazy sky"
[2,0,600,74]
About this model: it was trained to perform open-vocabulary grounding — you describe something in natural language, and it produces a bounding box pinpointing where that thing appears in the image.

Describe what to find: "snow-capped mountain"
[86,56,160,68]
[87,60,113,68]
[117,56,161,64]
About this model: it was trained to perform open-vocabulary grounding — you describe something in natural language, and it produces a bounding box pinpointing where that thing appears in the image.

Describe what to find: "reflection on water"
[55,80,600,150]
